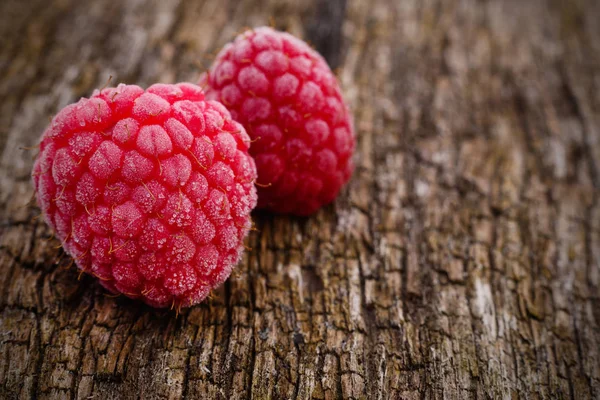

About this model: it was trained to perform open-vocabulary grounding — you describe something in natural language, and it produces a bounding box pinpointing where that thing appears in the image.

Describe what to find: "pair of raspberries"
[32,27,355,308]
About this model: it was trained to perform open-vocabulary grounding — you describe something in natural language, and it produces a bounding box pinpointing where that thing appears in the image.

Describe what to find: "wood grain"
[0,0,599,398]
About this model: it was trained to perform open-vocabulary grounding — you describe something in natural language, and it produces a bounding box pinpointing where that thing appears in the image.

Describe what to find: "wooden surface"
[1,0,599,398]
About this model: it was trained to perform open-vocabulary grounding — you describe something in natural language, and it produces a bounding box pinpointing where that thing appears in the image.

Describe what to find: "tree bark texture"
[1,0,599,399]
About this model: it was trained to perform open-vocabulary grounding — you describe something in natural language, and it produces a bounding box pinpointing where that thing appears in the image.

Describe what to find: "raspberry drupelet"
[201,27,355,216]
[32,83,257,308]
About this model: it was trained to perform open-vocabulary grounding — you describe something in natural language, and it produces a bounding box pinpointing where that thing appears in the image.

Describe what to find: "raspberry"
[202,27,355,216]
[32,83,257,308]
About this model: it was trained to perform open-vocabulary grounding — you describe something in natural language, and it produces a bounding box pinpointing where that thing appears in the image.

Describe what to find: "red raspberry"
[32,83,257,308]
[202,27,355,216]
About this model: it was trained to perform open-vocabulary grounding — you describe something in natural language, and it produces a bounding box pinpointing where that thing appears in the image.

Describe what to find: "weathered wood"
[1,0,599,398]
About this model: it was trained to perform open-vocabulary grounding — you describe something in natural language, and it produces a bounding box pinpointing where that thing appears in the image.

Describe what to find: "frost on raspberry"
[202,27,355,216]
[32,83,257,308]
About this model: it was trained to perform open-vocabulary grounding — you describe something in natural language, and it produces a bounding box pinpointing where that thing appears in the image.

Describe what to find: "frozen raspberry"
[201,27,355,216]
[32,83,257,308]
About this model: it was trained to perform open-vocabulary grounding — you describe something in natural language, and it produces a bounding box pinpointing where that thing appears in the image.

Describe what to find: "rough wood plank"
[0,0,599,398]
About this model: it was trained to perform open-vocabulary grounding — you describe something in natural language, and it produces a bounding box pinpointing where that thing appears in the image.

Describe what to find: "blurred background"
[1,0,599,399]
